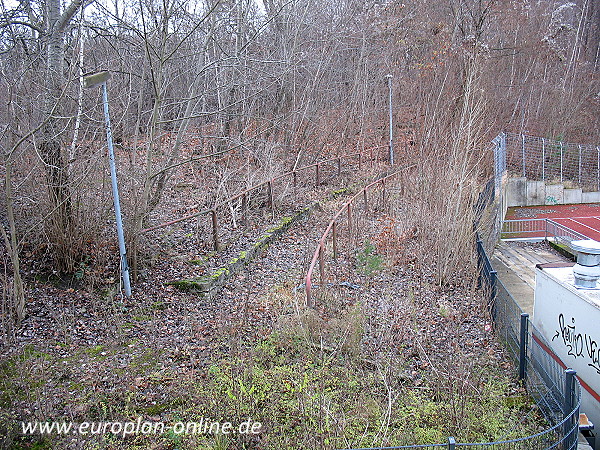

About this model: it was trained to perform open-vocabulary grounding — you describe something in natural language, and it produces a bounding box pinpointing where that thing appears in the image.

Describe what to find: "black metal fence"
[339,238,582,450]
[475,234,581,449]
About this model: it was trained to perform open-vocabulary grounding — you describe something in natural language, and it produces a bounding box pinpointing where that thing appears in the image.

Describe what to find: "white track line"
[563,218,600,236]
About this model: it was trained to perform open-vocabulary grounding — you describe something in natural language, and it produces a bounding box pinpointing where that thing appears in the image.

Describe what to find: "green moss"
[212,267,230,279]
[332,187,349,196]
[230,250,250,265]
[9,437,53,449]
[85,345,105,357]
[267,216,293,233]
[167,279,207,291]
[146,403,171,415]
[133,314,152,321]
[129,349,161,370]
[151,301,167,310]
[20,345,52,361]
[69,382,85,391]
[188,253,215,266]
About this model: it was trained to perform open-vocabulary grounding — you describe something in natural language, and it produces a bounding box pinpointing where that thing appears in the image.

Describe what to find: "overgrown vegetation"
[1,303,541,449]
[1,0,597,447]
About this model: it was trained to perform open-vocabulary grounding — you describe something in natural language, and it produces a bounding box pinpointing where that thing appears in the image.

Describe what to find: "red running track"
[505,203,600,241]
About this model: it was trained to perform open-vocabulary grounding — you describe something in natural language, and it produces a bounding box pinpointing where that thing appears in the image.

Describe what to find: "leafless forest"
[1,0,599,448]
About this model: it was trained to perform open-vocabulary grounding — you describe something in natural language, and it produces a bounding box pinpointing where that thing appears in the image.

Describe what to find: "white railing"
[502,218,588,249]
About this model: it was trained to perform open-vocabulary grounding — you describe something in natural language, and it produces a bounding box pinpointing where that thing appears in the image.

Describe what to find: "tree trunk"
[39,0,86,271]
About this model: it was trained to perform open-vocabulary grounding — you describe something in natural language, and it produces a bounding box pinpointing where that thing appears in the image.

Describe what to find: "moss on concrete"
[169,203,317,298]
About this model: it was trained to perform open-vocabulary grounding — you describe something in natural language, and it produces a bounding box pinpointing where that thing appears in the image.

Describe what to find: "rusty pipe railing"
[304,163,415,306]
[141,147,387,242]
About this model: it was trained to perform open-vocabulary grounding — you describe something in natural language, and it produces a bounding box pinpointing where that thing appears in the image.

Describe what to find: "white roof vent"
[570,239,600,289]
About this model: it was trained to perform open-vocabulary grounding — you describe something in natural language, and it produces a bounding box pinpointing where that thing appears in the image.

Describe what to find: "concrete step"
[491,255,535,316]
[491,241,570,318]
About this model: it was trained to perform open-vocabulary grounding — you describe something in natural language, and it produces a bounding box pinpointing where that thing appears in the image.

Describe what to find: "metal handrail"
[502,218,588,247]
[305,163,415,306]
[140,148,387,235]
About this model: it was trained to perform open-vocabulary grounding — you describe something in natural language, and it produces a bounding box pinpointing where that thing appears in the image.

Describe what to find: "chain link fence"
[495,132,600,191]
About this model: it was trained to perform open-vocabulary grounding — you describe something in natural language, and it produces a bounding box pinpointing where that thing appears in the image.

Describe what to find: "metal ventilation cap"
[571,239,600,289]
[571,239,600,254]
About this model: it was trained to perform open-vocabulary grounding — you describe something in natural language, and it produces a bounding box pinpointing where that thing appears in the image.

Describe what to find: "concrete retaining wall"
[506,177,600,207]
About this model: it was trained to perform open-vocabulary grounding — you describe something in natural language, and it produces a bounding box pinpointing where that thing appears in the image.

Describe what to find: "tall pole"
[101,82,132,297]
[386,74,394,166]
[84,71,132,297]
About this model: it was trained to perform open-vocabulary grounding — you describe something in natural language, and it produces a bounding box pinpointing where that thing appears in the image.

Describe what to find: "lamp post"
[385,74,394,166]
[84,71,132,296]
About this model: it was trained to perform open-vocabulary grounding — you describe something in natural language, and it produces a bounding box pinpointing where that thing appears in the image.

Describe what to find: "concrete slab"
[563,188,583,204]
[507,177,527,207]
[492,254,535,316]
[527,181,545,206]
[582,191,600,203]
[545,184,564,205]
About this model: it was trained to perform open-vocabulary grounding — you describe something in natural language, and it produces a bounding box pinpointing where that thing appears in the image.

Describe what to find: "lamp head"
[83,71,111,89]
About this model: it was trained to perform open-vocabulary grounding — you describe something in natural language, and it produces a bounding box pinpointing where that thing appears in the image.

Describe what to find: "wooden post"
[337,157,341,176]
[211,209,220,251]
[363,188,368,211]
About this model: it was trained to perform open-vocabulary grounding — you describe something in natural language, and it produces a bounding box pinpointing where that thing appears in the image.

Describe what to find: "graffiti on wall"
[553,314,600,375]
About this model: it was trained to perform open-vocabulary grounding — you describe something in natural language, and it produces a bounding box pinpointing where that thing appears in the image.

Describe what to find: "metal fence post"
[490,269,498,319]
[560,142,564,183]
[563,369,577,444]
[241,193,248,226]
[597,147,599,191]
[316,164,320,186]
[519,313,529,380]
[542,138,546,182]
[521,134,526,177]
[386,74,394,166]
[337,157,341,176]
[319,243,325,283]
[268,180,274,219]
[448,437,456,450]
[476,237,482,289]
[347,203,352,236]
[332,222,338,259]
[578,145,582,184]
[211,209,220,251]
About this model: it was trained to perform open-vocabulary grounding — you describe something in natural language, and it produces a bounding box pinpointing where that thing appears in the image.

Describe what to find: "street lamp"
[385,74,394,166]
[84,71,132,297]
